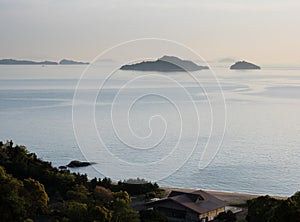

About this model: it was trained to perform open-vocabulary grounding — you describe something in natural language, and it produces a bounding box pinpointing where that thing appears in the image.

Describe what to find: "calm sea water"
[0,63,300,196]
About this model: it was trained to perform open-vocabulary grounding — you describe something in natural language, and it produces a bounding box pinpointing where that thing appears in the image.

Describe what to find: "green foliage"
[0,166,49,221]
[216,210,236,222]
[96,177,161,196]
[22,178,49,216]
[61,201,88,222]
[111,200,140,222]
[113,191,131,204]
[66,184,89,203]
[291,191,300,208]
[0,141,85,197]
[0,165,7,179]
[0,141,147,222]
[97,177,113,190]
[0,166,27,221]
[111,191,140,222]
[247,193,300,222]
[89,205,112,222]
[140,210,168,222]
[269,198,300,222]
[247,195,280,222]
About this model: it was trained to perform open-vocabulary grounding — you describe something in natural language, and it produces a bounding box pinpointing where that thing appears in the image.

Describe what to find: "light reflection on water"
[0,64,300,196]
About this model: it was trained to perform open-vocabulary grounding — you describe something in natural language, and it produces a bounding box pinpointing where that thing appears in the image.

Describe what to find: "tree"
[0,166,27,221]
[66,184,90,203]
[270,198,300,222]
[61,201,88,222]
[89,205,112,222]
[111,191,140,222]
[98,177,113,189]
[246,194,300,222]
[22,178,49,216]
[247,195,280,222]
[291,191,300,208]
[93,186,113,206]
[113,191,131,204]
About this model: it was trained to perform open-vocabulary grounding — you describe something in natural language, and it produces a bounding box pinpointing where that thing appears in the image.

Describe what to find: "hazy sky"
[0,0,299,64]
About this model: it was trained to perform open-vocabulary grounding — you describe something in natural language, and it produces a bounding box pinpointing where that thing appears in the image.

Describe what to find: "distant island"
[0,59,58,65]
[218,57,236,63]
[120,55,209,72]
[59,59,89,65]
[230,61,261,70]
[0,58,89,65]
[66,160,94,168]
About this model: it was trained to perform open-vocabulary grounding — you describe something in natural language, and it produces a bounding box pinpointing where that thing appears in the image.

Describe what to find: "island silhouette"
[59,59,89,65]
[0,58,89,65]
[120,55,209,72]
[230,61,261,70]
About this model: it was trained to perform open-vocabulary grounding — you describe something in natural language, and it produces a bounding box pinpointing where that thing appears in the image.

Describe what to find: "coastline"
[161,186,287,205]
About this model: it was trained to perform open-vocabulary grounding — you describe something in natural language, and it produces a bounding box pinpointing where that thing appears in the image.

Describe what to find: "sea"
[0,62,300,196]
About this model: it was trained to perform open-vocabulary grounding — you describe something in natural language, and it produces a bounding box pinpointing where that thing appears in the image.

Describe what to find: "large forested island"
[120,55,209,72]
[1,140,300,222]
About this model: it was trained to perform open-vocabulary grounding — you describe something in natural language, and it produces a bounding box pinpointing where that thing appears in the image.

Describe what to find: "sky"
[0,0,300,64]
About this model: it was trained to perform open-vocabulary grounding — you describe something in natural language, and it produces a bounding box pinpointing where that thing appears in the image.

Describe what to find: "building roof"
[147,190,226,214]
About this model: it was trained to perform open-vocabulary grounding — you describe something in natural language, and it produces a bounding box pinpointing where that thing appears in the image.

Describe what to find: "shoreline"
[161,186,287,205]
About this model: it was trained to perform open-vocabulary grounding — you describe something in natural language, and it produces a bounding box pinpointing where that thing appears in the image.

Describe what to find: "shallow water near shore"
[0,63,300,196]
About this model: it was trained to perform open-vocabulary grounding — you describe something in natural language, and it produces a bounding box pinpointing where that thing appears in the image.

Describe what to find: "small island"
[66,160,94,168]
[230,61,261,70]
[120,55,209,72]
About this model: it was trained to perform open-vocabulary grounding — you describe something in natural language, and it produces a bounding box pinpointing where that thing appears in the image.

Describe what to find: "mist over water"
[1,64,300,196]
